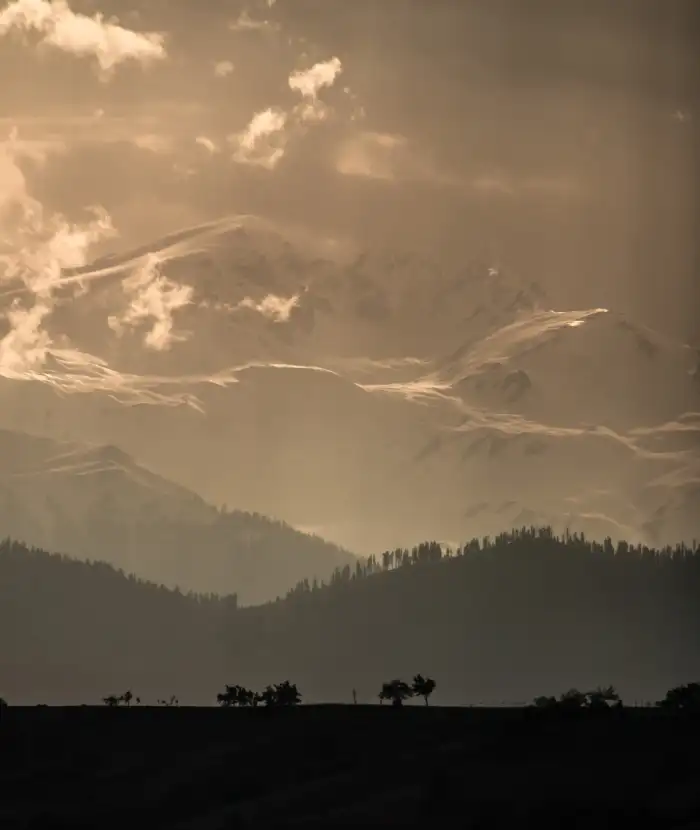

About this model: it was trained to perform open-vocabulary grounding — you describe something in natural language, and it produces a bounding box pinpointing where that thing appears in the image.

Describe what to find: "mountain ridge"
[0,427,356,604]
[1,213,698,553]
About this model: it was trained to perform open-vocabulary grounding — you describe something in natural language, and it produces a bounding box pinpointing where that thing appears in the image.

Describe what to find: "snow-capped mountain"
[1,214,698,556]
[0,428,356,603]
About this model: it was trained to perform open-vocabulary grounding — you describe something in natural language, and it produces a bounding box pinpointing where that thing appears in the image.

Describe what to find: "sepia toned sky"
[1,0,698,339]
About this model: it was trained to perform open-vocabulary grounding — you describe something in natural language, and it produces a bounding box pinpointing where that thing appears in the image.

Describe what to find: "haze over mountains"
[1,214,698,555]
[1,0,699,574]
[0,427,355,604]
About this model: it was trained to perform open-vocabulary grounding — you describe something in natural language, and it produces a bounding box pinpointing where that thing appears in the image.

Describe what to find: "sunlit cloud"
[239,293,299,322]
[289,56,343,123]
[228,107,288,169]
[0,0,166,78]
[195,136,218,155]
[229,57,345,170]
[214,59,234,78]
[0,177,116,376]
[107,254,193,351]
[289,57,342,101]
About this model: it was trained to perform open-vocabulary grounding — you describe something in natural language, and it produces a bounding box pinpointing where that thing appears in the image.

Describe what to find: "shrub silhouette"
[379,679,413,707]
[272,680,302,706]
[586,685,621,710]
[411,674,437,706]
[533,686,622,711]
[102,691,138,707]
[217,685,242,707]
[157,695,179,707]
[218,682,301,707]
[657,682,700,711]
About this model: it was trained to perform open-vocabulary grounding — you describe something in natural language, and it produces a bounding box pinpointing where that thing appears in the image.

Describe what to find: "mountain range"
[1,213,699,558]
[0,428,354,605]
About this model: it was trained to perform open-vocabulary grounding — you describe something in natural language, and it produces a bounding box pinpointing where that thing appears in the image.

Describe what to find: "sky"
[0,0,698,342]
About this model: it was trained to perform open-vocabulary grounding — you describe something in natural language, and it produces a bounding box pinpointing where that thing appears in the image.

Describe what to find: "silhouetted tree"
[586,685,621,710]
[217,685,237,707]
[558,689,587,710]
[103,694,121,707]
[379,679,413,707]
[533,686,622,711]
[260,685,278,707]
[158,695,179,706]
[412,674,437,705]
[657,682,700,711]
[274,680,302,706]
[217,684,258,707]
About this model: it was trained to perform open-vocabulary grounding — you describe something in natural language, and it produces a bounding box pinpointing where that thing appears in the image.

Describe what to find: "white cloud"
[214,59,234,78]
[0,162,115,377]
[229,57,344,170]
[0,0,166,77]
[239,293,299,322]
[107,254,193,351]
[195,135,218,155]
[289,57,342,101]
[228,107,288,169]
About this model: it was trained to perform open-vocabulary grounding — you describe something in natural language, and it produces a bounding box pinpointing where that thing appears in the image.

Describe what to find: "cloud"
[131,133,173,154]
[214,59,234,78]
[0,142,30,216]
[0,0,166,77]
[289,57,342,102]
[334,130,461,188]
[229,57,345,170]
[228,107,288,169]
[107,254,193,351]
[239,293,299,322]
[335,131,411,181]
[0,166,115,377]
[195,136,218,155]
[228,10,277,33]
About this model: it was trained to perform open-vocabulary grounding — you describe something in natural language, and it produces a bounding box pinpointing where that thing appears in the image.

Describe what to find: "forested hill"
[0,540,232,705]
[228,528,700,705]
[2,529,700,705]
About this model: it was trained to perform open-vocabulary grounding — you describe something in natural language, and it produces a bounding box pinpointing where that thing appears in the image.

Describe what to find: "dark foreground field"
[1,705,699,828]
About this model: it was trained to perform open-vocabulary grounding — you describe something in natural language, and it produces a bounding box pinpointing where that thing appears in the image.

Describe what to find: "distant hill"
[0,429,356,604]
[2,528,699,706]
[0,539,228,705]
